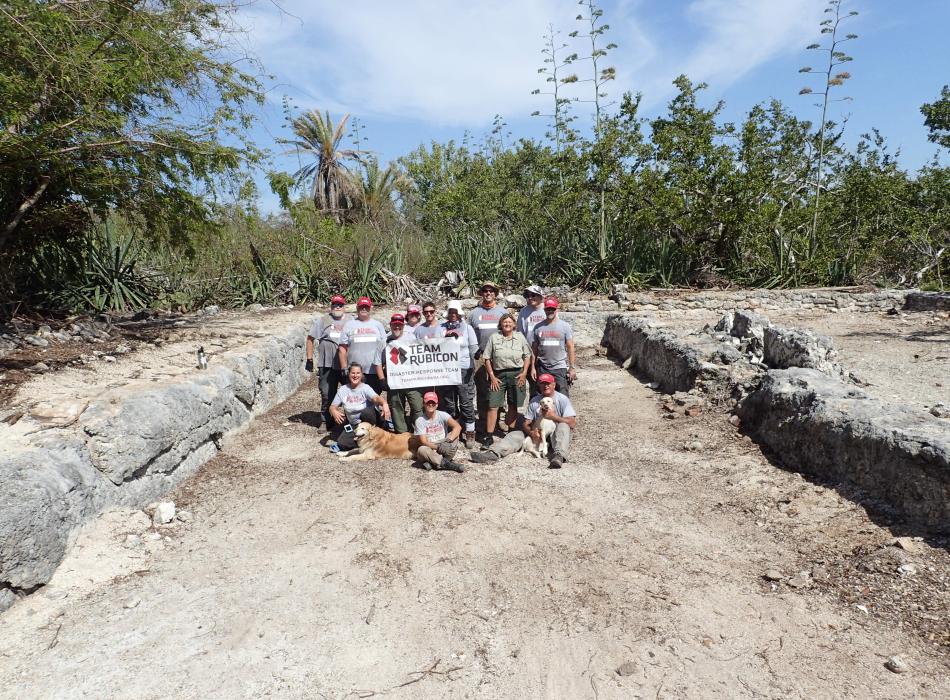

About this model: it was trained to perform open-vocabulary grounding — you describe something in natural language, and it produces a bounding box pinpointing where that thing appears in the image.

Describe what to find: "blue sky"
[236,0,950,212]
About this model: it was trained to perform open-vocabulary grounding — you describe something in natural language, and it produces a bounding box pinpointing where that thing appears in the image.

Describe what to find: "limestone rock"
[739,369,950,533]
[763,325,840,375]
[152,502,176,525]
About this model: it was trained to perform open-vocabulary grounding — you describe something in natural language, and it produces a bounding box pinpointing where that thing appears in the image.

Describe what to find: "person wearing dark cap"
[467,281,504,435]
[529,297,576,395]
[339,296,387,393]
[383,313,423,433]
[306,294,352,429]
[414,391,465,473]
[470,373,576,469]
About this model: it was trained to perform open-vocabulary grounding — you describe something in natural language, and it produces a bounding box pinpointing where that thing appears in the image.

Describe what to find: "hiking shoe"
[480,434,494,448]
[470,451,499,464]
[440,457,465,473]
[328,442,340,454]
[462,432,477,449]
[548,455,564,469]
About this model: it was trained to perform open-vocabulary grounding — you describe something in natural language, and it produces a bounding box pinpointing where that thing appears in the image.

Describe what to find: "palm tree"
[283,110,360,222]
[354,159,405,230]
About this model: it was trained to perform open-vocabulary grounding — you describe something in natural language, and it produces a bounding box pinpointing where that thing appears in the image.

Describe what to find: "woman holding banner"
[481,313,531,446]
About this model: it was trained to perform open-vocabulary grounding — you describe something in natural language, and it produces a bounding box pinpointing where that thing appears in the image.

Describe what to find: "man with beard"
[305,294,351,430]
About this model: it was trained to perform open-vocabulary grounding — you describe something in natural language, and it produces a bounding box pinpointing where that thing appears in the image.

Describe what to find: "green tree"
[353,158,405,232]
[921,85,950,150]
[282,110,361,223]
[0,0,262,283]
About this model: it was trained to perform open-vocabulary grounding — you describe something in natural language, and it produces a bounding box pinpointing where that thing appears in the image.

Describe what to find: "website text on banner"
[386,337,462,389]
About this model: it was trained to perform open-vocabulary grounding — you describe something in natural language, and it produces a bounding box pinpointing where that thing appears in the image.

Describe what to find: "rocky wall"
[601,312,950,534]
[738,369,950,533]
[0,322,309,608]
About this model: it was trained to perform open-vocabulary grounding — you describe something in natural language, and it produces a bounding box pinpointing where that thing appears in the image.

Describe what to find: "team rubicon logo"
[390,346,408,364]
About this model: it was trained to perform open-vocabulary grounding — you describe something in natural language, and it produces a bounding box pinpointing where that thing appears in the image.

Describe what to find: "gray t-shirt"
[340,318,387,373]
[530,318,573,370]
[308,312,351,368]
[414,410,453,444]
[332,383,379,425]
[517,305,546,338]
[413,323,443,341]
[525,391,576,421]
[467,305,505,352]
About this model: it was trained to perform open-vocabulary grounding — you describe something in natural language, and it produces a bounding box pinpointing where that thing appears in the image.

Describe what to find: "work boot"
[548,454,564,469]
[470,451,499,464]
[440,457,465,473]
[463,431,477,449]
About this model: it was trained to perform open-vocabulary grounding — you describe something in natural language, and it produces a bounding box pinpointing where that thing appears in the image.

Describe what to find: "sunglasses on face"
[423,309,436,314]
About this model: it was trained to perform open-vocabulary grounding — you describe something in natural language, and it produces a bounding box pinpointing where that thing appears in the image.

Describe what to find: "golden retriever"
[338,422,423,462]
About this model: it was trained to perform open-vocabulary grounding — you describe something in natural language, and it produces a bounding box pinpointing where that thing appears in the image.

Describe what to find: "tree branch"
[1,175,51,250]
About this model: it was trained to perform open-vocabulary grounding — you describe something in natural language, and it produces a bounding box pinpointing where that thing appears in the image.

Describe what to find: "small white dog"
[523,396,557,458]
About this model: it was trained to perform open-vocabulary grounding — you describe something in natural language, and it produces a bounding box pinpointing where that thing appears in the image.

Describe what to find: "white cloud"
[238,0,828,125]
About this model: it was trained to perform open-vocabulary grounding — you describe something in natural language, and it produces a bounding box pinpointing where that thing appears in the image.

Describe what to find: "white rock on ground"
[152,502,176,526]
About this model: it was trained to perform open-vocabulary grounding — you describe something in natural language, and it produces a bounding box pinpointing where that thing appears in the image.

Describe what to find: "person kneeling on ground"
[329,363,392,451]
[470,373,575,469]
[414,392,465,473]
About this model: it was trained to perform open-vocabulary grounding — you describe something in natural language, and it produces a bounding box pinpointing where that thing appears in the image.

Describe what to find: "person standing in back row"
[517,285,546,339]
[467,281,505,436]
[529,297,576,396]
[339,297,387,393]
[305,294,352,430]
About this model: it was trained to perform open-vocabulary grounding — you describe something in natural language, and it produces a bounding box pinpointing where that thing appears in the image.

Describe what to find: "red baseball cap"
[406,304,422,315]
[423,391,439,404]
[543,297,559,309]
[357,296,372,308]
[537,373,556,384]
[330,294,345,305]
[390,313,405,325]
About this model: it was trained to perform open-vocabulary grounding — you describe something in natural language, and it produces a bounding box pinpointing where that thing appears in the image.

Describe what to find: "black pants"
[319,367,343,425]
[536,364,569,396]
[335,406,379,450]
[365,373,383,394]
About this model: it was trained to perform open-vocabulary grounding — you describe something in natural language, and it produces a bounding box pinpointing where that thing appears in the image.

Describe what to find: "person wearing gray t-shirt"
[517,285,546,338]
[339,296,387,393]
[467,281,505,435]
[305,293,351,428]
[529,297,576,395]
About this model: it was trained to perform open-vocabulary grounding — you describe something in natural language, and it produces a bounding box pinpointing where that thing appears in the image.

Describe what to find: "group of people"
[305,281,578,471]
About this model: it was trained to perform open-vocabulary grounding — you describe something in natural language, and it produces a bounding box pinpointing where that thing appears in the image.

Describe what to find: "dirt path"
[1,354,947,698]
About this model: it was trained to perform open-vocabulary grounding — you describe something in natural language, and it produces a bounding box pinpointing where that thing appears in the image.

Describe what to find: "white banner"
[386,337,462,389]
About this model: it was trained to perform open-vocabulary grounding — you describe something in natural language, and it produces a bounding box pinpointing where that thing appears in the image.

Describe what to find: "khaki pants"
[417,439,459,467]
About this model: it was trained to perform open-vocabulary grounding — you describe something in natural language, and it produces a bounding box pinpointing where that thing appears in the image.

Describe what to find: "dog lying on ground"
[523,397,557,458]
[338,422,423,462]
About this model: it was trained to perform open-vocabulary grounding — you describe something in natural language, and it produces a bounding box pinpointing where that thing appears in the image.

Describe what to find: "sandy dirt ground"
[1,348,947,699]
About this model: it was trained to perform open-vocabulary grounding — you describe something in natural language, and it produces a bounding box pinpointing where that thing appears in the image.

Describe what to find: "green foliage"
[921,86,950,151]
[0,0,263,306]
